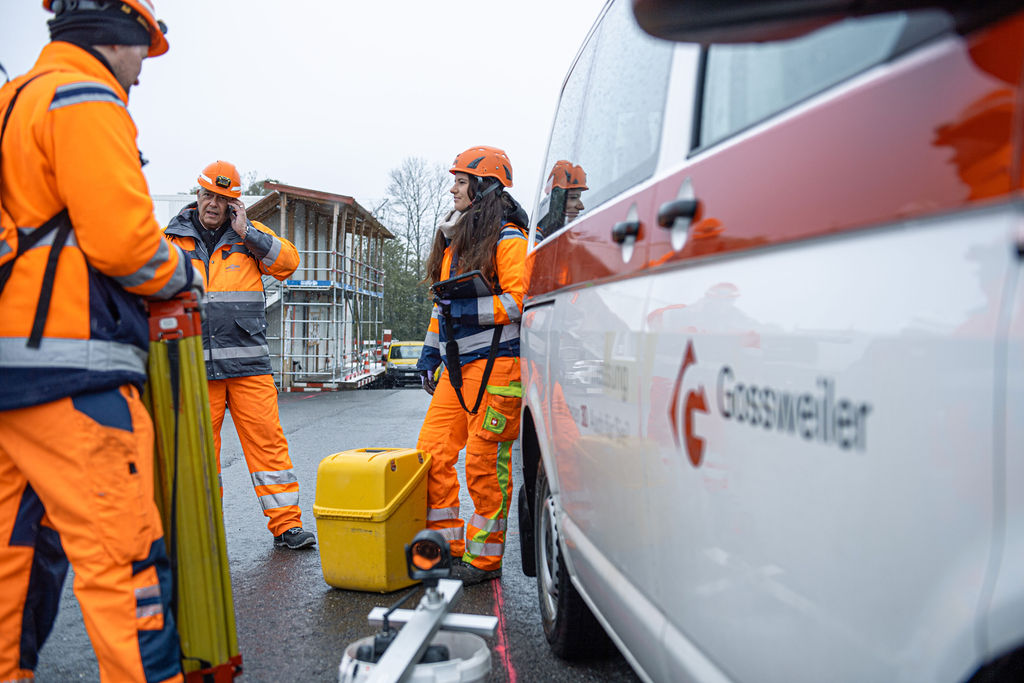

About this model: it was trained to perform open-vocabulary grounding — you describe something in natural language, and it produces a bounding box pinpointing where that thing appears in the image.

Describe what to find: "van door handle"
[611,219,641,243]
[657,199,699,228]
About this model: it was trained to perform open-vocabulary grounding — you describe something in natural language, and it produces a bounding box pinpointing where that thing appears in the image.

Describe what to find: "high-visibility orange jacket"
[163,205,299,379]
[417,221,529,374]
[0,42,195,412]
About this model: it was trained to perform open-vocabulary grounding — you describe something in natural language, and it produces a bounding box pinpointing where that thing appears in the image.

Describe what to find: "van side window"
[698,12,951,149]
[534,0,673,242]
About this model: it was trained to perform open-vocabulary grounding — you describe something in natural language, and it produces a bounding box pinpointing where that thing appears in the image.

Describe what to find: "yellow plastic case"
[313,447,430,592]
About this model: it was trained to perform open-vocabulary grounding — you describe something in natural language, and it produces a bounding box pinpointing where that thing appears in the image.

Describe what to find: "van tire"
[968,644,1024,683]
[534,459,610,659]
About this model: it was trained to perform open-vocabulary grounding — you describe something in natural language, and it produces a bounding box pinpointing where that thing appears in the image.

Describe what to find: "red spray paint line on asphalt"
[491,580,517,683]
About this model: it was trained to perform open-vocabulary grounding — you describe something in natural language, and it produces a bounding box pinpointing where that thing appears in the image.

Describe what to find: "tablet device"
[431,270,492,299]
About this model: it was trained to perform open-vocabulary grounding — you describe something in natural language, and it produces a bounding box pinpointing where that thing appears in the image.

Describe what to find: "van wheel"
[535,460,610,659]
[968,644,1024,683]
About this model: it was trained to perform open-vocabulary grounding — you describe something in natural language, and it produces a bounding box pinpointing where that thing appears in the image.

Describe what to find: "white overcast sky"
[1,1,607,216]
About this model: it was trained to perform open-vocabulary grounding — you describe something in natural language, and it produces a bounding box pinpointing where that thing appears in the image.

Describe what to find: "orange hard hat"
[546,160,588,192]
[450,146,513,188]
[43,0,169,57]
[197,160,242,198]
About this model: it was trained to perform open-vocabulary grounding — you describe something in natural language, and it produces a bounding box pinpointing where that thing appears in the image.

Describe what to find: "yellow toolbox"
[313,447,430,592]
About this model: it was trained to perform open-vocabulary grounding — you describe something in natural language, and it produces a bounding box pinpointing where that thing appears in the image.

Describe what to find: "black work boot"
[274,527,316,549]
[452,558,501,586]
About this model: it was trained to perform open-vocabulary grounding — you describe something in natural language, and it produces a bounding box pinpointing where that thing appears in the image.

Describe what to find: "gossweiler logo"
[669,341,709,467]
[671,340,873,468]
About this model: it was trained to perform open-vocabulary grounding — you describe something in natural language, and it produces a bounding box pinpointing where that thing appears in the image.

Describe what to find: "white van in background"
[516,0,1024,681]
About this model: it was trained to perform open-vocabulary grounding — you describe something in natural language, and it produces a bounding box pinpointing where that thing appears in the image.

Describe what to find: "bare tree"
[377,157,451,340]
[425,162,451,251]
[385,157,450,277]
[369,197,391,220]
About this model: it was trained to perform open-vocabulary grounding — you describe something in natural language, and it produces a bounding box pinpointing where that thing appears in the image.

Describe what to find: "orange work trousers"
[208,374,301,536]
[416,357,520,572]
[0,385,182,682]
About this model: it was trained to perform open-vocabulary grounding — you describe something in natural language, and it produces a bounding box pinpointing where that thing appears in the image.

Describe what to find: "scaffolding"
[246,182,394,390]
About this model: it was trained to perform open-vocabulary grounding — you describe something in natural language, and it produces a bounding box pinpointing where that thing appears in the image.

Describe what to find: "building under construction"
[243,182,394,391]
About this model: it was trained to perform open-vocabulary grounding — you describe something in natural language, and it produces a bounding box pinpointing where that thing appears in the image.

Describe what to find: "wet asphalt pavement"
[33,387,640,682]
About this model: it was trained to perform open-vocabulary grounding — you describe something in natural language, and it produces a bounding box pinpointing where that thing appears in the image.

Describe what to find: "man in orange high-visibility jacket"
[0,2,197,681]
[163,161,315,550]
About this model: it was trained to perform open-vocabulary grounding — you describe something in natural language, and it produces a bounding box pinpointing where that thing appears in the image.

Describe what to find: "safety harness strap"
[0,72,45,280]
[443,312,502,415]
[26,211,72,349]
[0,73,45,150]
[0,72,50,229]
[0,71,71,349]
[0,209,69,295]
[438,245,507,414]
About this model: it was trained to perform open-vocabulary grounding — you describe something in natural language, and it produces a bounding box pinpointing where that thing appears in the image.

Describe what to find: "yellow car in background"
[383,341,424,388]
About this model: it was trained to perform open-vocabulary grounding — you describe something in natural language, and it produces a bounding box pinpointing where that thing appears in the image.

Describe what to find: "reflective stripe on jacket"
[163,205,299,380]
[417,223,527,372]
[0,43,192,411]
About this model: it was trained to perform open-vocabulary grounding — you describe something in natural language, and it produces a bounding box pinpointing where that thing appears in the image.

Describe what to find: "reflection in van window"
[534,0,672,243]
[537,160,590,240]
[700,13,909,148]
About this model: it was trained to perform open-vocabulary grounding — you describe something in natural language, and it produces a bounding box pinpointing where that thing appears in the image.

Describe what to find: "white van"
[516,1,1024,681]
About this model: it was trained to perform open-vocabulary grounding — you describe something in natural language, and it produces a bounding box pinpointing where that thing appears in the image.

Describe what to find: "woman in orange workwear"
[416,146,529,585]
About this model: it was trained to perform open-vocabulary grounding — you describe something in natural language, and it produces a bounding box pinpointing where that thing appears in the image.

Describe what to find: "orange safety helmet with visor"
[198,160,242,199]
[451,146,513,205]
[451,146,514,187]
[43,0,169,57]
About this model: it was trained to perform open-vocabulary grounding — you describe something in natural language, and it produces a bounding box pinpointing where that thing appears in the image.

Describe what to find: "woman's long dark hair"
[424,178,514,291]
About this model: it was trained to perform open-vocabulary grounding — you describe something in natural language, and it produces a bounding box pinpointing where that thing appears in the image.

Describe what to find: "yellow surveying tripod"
[144,292,242,682]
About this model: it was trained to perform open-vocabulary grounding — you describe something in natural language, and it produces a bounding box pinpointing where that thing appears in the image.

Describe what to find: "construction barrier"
[144,292,242,682]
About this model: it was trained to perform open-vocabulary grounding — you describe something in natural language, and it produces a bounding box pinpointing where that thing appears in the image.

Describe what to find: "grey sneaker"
[452,559,501,586]
[274,527,316,549]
